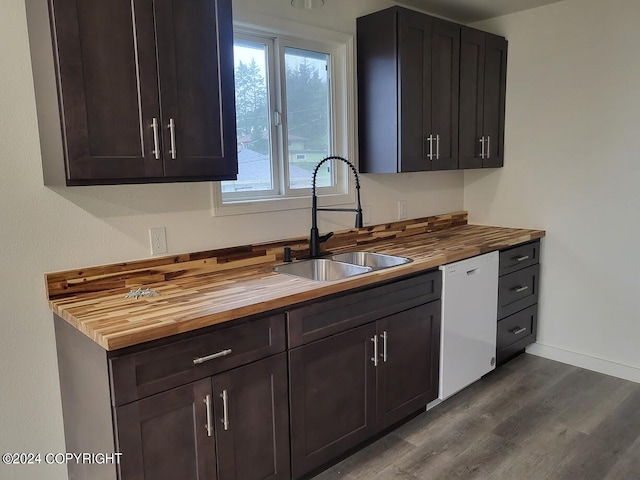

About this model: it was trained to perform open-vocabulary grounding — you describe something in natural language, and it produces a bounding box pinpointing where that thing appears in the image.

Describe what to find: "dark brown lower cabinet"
[289,323,378,479]
[115,353,290,480]
[213,354,291,480]
[497,241,541,365]
[377,301,440,429]
[116,379,217,480]
[55,271,444,480]
[289,301,441,479]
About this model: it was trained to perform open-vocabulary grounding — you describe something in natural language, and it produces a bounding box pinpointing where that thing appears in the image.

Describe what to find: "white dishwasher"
[438,251,499,400]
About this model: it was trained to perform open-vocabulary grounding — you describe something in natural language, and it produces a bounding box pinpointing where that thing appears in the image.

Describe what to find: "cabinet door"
[377,301,441,429]
[430,20,460,170]
[115,379,216,480]
[459,27,486,169]
[289,323,377,479]
[398,9,433,172]
[154,0,237,180]
[50,0,163,183]
[356,8,399,174]
[212,354,290,480]
[482,34,508,168]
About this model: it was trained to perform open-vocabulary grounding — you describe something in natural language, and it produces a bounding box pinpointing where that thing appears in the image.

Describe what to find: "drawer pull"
[513,286,529,293]
[371,335,378,367]
[193,349,232,365]
[514,255,530,262]
[221,389,229,431]
[204,394,213,437]
[512,327,527,335]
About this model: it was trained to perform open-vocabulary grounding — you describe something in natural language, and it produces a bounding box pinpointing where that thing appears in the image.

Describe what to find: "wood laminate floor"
[313,354,640,480]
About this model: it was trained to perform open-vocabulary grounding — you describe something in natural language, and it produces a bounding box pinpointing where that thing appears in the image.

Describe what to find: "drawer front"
[498,264,539,319]
[497,304,537,351]
[110,314,286,406]
[499,241,540,276]
[497,305,538,364]
[287,270,442,348]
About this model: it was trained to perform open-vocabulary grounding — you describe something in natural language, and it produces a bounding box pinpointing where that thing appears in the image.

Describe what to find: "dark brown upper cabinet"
[459,27,508,169]
[47,0,237,185]
[357,7,460,173]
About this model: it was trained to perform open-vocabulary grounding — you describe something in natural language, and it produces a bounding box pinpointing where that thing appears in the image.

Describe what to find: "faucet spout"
[309,156,363,258]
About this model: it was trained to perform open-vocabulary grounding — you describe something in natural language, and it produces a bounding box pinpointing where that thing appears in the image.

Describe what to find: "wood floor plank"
[312,354,640,480]
[315,434,416,480]
[489,423,588,480]
[604,435,640,480]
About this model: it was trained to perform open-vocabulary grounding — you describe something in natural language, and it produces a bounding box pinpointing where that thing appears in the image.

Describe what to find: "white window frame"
[227,33,280,200]
[212,13,356,217]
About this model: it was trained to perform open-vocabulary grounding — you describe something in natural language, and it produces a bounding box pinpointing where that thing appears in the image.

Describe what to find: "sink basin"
[331,252,412,270]
[274,259,372,281]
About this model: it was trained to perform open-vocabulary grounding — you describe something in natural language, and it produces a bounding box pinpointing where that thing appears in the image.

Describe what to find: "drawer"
[287,270,442,348]
[497,305,537,364]
[499,241,540,276]
[497,304,537,351]
[498,264,539,319]
[110,314,286,406]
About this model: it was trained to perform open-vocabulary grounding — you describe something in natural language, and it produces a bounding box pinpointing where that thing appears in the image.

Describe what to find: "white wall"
[465,0,640,380]
[0,0,463,478]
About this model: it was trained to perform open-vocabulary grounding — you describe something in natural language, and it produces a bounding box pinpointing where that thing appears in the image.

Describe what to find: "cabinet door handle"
[436,134,440,160]
[168,118,177,159]
[220,389,229,431]
[513,285,529,293]
[151,118,160,160]
[487,135,491,159]
[193,349,232,365]
[514,255,530,262]
[426,134,435,160]
[512,327,527,335]
[381,331,388,363]
[204,394,213,437]
[371,335,378,367]
[423,135,434,160]
[479,137,485,159]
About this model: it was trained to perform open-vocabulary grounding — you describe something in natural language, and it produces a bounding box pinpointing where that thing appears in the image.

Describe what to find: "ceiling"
[395,0,563,23]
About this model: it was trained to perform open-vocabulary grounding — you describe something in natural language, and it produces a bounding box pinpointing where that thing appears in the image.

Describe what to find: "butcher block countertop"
[45,212,545,351]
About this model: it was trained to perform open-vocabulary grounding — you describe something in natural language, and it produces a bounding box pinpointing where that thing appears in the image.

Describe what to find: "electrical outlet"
[149,227,167,255]
[362,205,372,225]
[398,200,408,220]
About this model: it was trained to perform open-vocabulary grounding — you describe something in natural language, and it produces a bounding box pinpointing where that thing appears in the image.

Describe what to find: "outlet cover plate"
[149,227,167,255]
[398,200,408,220]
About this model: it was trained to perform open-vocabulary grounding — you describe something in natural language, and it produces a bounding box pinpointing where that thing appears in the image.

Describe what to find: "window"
[213,20,354,215]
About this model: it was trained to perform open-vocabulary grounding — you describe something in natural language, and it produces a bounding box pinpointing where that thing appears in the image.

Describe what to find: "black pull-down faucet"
[309,156,363,258]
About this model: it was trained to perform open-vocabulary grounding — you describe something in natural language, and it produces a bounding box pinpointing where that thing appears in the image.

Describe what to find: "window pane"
[284,47,331,189]
[222,40,273,194]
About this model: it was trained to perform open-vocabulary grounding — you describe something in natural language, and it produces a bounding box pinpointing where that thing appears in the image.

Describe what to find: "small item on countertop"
[124,288,159,300]
[283,247,292,263]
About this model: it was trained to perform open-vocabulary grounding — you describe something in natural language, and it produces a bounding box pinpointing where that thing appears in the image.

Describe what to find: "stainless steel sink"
[331,252,412,270]
[273,259,372,281]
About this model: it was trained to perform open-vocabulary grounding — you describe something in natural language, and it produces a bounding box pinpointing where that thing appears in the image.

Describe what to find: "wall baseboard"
[526,343,640,384]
